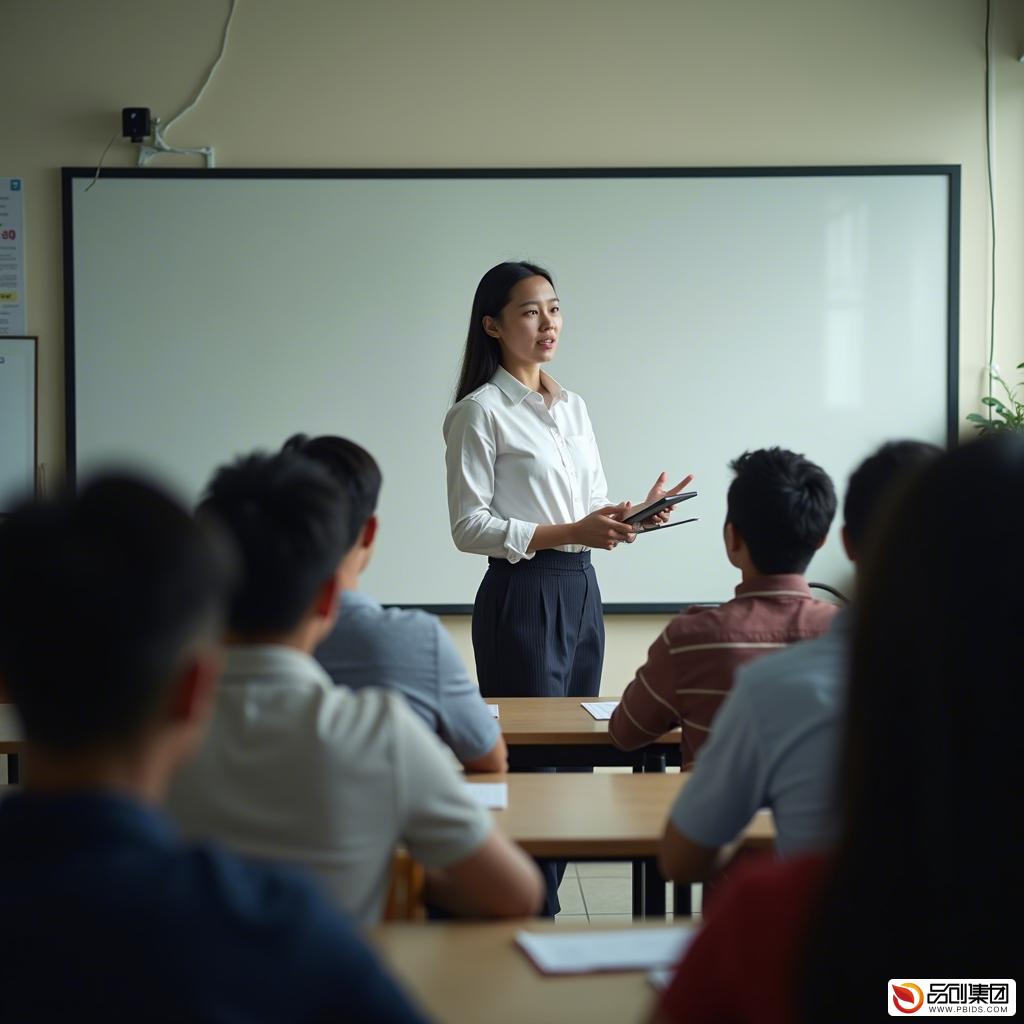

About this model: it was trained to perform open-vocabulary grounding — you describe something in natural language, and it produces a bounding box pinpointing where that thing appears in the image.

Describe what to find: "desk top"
[370,919,678,1024]
[467,771,774,858]
[494,697,680,747]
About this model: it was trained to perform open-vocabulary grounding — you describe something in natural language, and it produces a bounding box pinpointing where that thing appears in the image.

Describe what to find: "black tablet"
[622,491,697,525]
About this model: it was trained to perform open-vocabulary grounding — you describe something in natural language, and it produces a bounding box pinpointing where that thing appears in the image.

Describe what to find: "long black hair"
[453,261,554,402]
[798,434,1024,1021]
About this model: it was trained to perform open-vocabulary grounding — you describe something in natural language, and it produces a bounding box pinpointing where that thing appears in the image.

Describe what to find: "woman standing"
[443,261,690,704]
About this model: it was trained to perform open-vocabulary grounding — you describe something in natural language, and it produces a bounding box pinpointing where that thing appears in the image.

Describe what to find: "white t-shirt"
[166,645,492,924]
[443,366,609,562]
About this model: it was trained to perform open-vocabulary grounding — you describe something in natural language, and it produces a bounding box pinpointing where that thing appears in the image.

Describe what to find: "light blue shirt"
[670,610,850,857]
[315,590,500,763]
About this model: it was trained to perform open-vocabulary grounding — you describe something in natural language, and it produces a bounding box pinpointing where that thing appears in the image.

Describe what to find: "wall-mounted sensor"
[122,108,152,144]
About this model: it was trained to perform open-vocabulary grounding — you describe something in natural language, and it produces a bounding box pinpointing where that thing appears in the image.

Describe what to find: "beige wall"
[7,0,1024,687]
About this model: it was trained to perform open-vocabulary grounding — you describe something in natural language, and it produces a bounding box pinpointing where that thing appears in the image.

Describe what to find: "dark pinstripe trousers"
[471,549,604,916]
[472,550,604,700]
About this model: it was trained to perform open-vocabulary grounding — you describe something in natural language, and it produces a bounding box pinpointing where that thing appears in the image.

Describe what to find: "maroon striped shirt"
[608,576,838,767]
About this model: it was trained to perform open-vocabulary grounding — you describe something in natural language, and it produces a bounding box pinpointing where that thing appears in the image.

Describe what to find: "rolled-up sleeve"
[443,399,537,562]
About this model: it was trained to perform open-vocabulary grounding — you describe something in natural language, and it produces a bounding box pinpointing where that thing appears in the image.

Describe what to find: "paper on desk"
[580,701,619,720]
[487,705,500,718]
[516,927,695,975]
[464,782,508,809]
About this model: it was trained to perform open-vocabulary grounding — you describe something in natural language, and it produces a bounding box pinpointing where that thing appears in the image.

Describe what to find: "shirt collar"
[490,366,567,407]
[221,644,333,690]
[337,588,380,614]
[733,575,815,601]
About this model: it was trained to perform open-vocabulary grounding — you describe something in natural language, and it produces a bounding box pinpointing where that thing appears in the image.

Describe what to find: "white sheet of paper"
[581,701,619,720]
[464,782,508,809]
[487,704,500,718]
[516,927,695,975]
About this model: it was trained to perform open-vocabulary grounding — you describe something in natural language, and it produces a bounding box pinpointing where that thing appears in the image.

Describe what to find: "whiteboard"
[0,336,36,513]
[64,168,957,609]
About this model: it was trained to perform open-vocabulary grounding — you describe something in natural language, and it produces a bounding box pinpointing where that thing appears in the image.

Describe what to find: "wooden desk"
[494,697,682,770]
[468,771,774,917]
[371,919,681,1024]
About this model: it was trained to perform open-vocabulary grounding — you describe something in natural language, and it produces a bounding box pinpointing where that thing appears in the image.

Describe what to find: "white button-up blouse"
[443,366,610,562]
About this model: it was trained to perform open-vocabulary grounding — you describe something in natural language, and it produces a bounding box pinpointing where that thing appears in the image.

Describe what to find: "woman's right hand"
[572,504,634,550]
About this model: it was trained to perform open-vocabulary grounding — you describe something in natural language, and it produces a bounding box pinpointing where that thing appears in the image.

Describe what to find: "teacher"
[443,261,691,703]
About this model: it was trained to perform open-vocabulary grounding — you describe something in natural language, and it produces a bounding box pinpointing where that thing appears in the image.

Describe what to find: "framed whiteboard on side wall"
[0,336,37,513]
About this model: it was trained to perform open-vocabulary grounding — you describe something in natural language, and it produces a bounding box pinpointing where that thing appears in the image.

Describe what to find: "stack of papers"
[486,705,500,718]
[580,701,619,720]
[463,782,508,809]
[516,927,695,975]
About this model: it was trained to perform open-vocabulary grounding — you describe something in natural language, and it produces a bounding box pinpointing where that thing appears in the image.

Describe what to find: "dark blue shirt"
[0,791,429,1023]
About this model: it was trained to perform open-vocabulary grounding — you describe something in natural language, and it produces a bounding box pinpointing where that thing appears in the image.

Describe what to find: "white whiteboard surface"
[0,336,36,513]
[66,170,955,608]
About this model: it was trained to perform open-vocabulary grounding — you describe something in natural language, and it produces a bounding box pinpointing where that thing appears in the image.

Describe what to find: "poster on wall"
[0,178,26,335]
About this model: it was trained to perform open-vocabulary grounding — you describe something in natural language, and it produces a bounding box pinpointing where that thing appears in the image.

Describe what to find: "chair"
[384,849,426,921]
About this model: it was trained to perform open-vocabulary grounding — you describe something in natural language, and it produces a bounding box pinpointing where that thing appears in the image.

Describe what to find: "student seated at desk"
[0,477,425,1023]
[659,441,940,884]
[284,433,507,772]
[166,450,542,924]
[609,448,838,766]
[654,435,1023,1024]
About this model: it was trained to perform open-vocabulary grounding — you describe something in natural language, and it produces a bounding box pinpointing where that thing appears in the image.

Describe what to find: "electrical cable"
[984,0,996,420]
[162,0,237,138]
[808,582,849,605]
[83,133,119,192]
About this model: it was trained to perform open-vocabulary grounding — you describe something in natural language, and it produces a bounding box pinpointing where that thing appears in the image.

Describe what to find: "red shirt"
[609,576,837,766]
[659,853,829,1024]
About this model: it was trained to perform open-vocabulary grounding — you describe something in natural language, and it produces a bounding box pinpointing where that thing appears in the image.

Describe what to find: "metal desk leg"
[673,882,692,918]
[641,857,666,918]
[632,859,644,918]
[7,753,18,786]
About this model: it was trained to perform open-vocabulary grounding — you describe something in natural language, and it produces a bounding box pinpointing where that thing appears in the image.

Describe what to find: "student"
[654,435,1023,1024]
[284,433,507,773]
[166,450,543,924]
[658,441,940,883]
[609,448,838,766]
[0,477,426,1023]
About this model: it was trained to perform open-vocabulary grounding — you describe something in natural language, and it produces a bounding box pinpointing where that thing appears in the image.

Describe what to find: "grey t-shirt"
[316,589,500,763]
[166,645,492,925]
[670,610,849,857]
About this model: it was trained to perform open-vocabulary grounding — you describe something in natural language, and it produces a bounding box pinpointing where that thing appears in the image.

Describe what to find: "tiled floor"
[555,863,702,924]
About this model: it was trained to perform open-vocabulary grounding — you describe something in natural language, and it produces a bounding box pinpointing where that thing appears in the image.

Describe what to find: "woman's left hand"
[639,472,695,528]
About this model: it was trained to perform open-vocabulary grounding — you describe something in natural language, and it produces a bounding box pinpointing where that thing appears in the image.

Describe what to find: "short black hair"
[725,448,836,575]
[282,434,382,551]
[199,451,351,635]
[0,476,234,754]
[843,440,942,552]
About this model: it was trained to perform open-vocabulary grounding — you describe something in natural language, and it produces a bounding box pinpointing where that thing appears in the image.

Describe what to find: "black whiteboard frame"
[62,164,961,614]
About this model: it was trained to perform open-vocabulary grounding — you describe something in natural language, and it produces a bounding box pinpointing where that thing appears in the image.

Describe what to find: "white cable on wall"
[137,0,238,169]
[161,0,238,139]
[984,0,997,410]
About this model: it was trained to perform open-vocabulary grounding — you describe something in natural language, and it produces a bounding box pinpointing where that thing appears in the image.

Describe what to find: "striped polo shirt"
[608,575,838,767]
